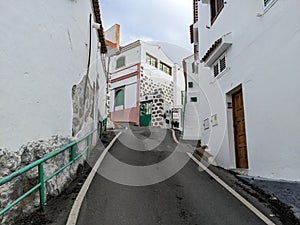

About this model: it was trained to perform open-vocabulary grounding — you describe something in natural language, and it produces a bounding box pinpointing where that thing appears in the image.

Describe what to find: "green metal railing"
[0,118,108,217]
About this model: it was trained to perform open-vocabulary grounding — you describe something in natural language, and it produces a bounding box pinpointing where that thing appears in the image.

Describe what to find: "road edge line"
[66,131,122,225]
[171,129,180,144]
[187,152,275,225]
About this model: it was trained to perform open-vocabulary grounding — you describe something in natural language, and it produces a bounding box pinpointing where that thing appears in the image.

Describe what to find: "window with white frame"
[212,54,226,77]
[159,62,172,75]
[146,53,158,68]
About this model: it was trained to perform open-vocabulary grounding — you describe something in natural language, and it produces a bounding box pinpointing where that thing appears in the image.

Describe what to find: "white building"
[183,54,202,140]
[186,0,300,181]
[109,40,185,128]
[0,0,108,151]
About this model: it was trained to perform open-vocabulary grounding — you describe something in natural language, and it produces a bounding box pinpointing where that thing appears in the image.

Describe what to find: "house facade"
[0,0,107,151]
[187,0,300,181]
[182,54,202,140]
[109,41,184,128]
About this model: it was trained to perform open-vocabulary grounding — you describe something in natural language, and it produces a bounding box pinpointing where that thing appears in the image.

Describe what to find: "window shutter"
[213,64,219,77]
[219,56,226,72]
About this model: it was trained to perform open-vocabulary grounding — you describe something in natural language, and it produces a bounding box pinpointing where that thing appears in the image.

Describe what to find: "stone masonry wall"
[140,73,174,104]
[140,73,174,127]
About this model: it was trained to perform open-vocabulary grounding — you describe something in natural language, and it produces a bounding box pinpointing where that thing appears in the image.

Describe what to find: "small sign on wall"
[211,114,218,127]
[203,118,210,130]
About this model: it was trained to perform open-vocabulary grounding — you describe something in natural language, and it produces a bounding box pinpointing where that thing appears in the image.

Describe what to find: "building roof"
[120,40,142,52]
[201,38,222,62]
[91,0,107,54]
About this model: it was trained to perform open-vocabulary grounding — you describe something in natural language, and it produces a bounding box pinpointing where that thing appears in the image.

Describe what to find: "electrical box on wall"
[211,114,218,127]
[203,118,210,130]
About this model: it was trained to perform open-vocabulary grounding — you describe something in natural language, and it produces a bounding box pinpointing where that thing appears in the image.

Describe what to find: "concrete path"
[73,127,278,225]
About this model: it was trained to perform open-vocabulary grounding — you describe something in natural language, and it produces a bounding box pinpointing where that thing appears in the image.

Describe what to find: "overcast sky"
[100,0,193,51]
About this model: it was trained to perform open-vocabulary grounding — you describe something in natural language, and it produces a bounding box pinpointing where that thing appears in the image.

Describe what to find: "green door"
[140,101,152,126]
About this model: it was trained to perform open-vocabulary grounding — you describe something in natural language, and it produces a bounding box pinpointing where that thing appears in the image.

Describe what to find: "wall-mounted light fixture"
[92,22,101,30]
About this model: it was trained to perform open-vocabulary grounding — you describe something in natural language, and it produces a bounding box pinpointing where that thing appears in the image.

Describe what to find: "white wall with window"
[196,0,300,181]
[141,42,174,83]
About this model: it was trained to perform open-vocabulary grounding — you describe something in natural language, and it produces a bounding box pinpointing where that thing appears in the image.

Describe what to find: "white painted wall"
[111,65,138,80]
[183,55,202,140]
[0,0,106,151]
[141,42,174,83]
[196,0,300,181]
[110,41,185,114]
[110,44,141,72]
[125,83,138,108]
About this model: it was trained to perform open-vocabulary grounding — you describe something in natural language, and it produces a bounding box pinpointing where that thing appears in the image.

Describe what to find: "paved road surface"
[76,127,270,225]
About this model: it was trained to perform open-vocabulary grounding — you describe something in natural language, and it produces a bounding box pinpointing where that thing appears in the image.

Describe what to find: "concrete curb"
[194,147,218,166]
[66,131,122,225]
[171,129,180,144]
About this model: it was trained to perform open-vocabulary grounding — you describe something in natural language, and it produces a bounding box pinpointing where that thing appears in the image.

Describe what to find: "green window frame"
[116,56,125,69]
[115,88,124,108]
[188,82,193,88]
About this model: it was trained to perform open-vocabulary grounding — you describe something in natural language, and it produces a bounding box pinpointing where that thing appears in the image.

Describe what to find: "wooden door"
[232,90,249,168]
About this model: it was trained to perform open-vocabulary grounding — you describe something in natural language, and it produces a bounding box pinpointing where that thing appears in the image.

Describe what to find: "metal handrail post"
[38,163,45,210]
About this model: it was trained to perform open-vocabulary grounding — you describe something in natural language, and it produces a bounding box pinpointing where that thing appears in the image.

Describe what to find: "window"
[210,0,224,24]
[115,88,124,109]
[188,82,193,88]
[159,62,172,75]
[212,54,226,77]
[146,54,158,68]
[192,62,198,74]
[116,56,125,69]
[219,55,226,72]
[191,97,198,102]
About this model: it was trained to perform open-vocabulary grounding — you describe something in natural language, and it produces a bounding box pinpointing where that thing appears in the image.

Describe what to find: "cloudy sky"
[100,0,193,51]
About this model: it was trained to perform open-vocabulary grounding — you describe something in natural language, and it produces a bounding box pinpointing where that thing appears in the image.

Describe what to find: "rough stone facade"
[72,75,95,136]
[150,90,165,127]
[0,135,87,225]
[140,73,174,104]
[140,73,173,127]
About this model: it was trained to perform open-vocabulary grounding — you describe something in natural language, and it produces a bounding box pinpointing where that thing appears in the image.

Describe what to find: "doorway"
[232,89,249,169]
[140,101,152,126]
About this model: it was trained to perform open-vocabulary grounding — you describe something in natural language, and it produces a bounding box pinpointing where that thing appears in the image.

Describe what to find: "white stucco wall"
[183,55,202,140]
[197,0,300,181]
[141,42,174,83]
[125,83,138,109]
[110,44,141,72]
[0,0,106,151]
[110,41,185,111]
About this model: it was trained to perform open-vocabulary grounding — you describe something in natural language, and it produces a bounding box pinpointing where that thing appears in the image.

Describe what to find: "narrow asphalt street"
[76,127,274,225]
